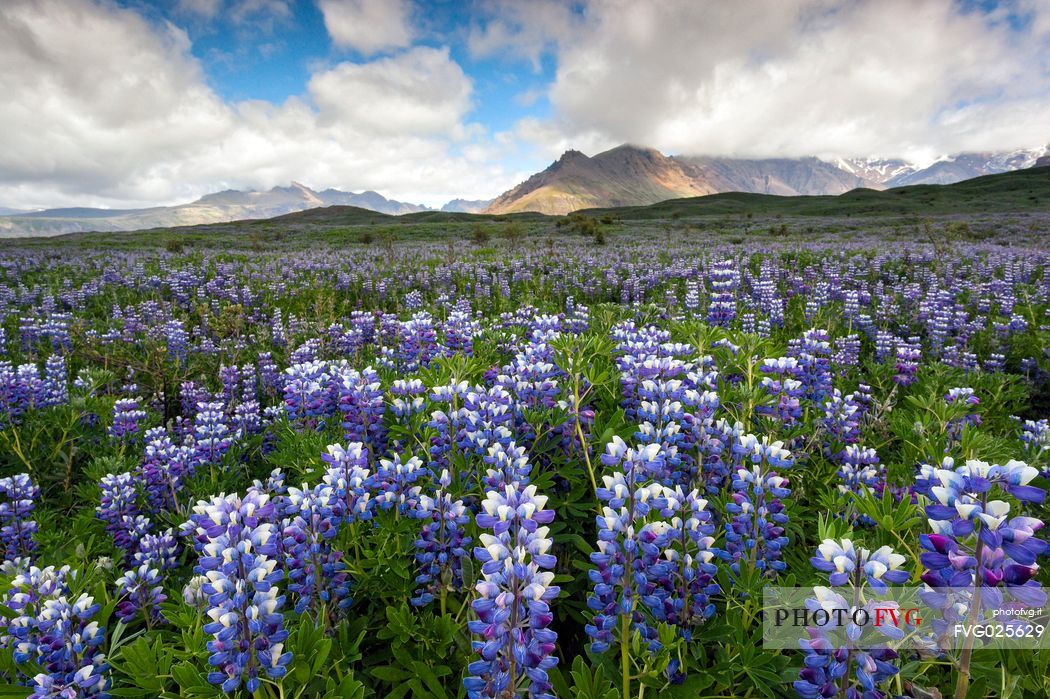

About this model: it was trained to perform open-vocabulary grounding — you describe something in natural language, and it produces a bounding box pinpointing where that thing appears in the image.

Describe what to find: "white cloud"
[0,0,513,209]
[318,0,413,55]
[308,47,472,136]
[468,0,582,69]
[175,0,291,28]
[506,0,1050,162]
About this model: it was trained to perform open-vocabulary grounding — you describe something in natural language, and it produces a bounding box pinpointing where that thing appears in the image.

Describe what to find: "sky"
[1,0,1048,210]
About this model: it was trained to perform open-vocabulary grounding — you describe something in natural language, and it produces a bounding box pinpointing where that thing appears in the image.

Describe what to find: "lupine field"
[0,226,1049,699]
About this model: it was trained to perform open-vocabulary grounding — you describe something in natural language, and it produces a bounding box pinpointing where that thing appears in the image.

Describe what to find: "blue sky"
[0,0,1047,209]
[132,0,558,132]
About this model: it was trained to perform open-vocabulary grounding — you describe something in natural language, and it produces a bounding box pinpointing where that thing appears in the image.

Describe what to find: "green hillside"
[580,166,1050,220]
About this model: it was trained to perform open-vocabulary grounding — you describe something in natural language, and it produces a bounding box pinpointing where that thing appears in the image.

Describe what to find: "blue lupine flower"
[465,482,559,699]
[139,428,193,512]
[411,469,472,607]
[282,360,336,429]
[706,260,739,327]
[96,473,142,551]
[321,443,374,523]
[586,438,669,654]
[109,398,146,442]
[481,442,533,491]
[184,492,292,694]
[723,434,793,577]
[918,459,1047,644]
[835,444,884,525]
[114,564,166,625]
[32,594,110,698]
[639,486,720,643]
[281,484,352,616]
[133,528,179,571]
[810,539,909,591]
[391,378,427,418]
[0,473,39,563]
[192,401,232,467]
[335,366,387,451]
[374,453,425,515]
[40,355,68,408]
[796,540,908,698]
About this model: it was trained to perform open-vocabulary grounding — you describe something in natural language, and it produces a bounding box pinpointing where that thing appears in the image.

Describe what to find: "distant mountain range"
[483,144,1050,215]
[440,199,493,213]
[0,183,435,238]
[1,144,1047,235]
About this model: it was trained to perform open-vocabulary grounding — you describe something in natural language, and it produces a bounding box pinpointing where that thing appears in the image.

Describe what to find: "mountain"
[484,145,718,215]
[576,165,1050,220]
[0,183,430,237]
[1034,155,1050,168]
[675,156,868,195]
[485,144,1050,215]
[0,207,31,216]
[441,199,493,213]
[886,148,1049,187]
[833,158,915,184]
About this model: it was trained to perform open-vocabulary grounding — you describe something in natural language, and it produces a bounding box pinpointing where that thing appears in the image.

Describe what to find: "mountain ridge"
[0,183,431,238]
[484,144,1049,215]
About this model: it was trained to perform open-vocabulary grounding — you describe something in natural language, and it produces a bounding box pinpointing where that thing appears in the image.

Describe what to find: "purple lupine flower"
[640,486,720,645]
[32,594,110,697]
[335,366,386,451]
[835,445,884,525]
[114,564,166,626]
[40,355,67,408]
[706,259,739,327]
[796,539,908,698]
[192,401,232,467]
[822,389,865,447]
[465,482,559,699]
[723,434,793,577]
[390,378,427,419]
[109,398,146,442]
[139,427,193,512]
[321,443,374,523]
[96,473,142,551]
[184,492,291,694]
[282,360,336,429]
[0,473,39,563]
[758,357,805,427]
[787,330,834,404]
[945,387,981,442]
[893,340,921,386]
[918,459,1047,644]
[281,484,352,616]
[161,319,188,365]
[586,438,668,653]
[1018,418,1050,474]
[133,528,179,571]
[411,469,472,607]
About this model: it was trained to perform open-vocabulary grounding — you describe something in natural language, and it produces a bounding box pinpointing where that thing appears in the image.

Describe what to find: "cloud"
[0,0,513,209]
[309,47,472,136]
[175,0,292,28]
[468,0,582,69]
[318,0,413,55]
[507,0,1050,162]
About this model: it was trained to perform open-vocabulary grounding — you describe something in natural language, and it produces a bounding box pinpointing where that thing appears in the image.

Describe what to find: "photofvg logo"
[761,587,1049,650]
